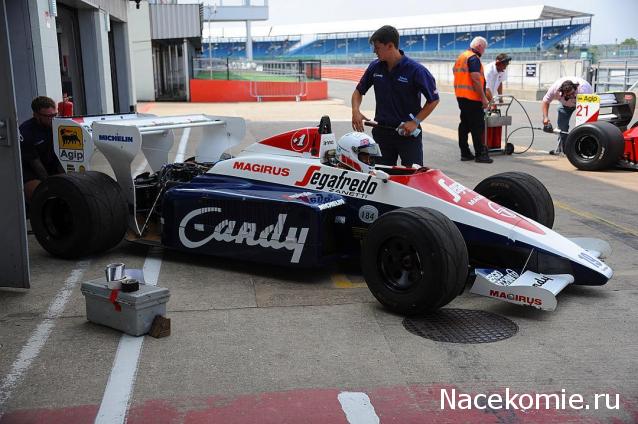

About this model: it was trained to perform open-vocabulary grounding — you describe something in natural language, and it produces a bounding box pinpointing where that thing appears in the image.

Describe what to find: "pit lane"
[1,83,637,423]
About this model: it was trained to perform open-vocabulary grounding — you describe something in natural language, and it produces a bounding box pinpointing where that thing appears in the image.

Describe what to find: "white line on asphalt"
[0,261,91,418]
[338,392,380,424]
[175,127,191,163]
[94,247,163,424]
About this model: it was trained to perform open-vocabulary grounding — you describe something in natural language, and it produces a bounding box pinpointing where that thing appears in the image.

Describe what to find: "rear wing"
[575,92,636,129]
[53,113,149,173]
[91,114,245,235]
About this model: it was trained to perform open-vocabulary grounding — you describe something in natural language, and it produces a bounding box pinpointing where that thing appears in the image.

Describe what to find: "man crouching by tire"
[20,96,64,205]
[541,77,593,155]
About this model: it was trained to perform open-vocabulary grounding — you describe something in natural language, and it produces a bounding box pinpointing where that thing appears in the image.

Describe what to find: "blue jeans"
[556,105,575,152]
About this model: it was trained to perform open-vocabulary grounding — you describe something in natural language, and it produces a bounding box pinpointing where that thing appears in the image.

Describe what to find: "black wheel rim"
[574,135,599,161]
[42,197,74,239]
[378,236,424,291]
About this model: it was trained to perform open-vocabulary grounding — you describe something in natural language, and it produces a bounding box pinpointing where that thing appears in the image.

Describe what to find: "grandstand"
[200,5,592,61]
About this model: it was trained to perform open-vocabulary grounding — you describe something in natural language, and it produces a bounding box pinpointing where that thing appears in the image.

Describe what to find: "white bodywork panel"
[91,114,246,235]
[53,113,149,172]
[471,269,574,311]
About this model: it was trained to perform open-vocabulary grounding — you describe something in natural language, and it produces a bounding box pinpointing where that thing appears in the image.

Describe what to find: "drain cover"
[403,308,518,344]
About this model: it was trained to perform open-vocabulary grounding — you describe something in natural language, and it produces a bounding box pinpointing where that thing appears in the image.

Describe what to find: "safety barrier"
[189,79,327,102]
[249,78,307,101]
[321,67,365,82]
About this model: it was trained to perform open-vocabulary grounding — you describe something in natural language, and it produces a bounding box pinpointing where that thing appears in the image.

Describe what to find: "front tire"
[564,121,625,171]
[474,171,554,228]
[361,207,468,315]
[30,172,128,258]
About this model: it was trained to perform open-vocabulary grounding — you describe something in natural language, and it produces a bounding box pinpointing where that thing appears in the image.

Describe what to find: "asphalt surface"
[1,80,637,423]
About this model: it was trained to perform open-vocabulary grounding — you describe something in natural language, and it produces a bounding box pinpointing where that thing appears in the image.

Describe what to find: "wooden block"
[149,315,171,338]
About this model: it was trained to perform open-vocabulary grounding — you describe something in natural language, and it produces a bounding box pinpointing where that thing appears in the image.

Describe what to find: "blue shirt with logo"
[356,51,439,127]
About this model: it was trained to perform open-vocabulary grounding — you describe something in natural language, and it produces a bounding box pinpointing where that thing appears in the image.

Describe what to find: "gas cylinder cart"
[484,96,514,155]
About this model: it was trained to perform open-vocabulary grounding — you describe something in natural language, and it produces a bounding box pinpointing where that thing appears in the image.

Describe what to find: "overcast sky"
[197,0,637,44]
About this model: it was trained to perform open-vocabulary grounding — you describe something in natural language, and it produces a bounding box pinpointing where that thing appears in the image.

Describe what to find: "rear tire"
[361,207,468,315]
[474,172,554,228]
[30,172,128,258]
[564,121,625,171]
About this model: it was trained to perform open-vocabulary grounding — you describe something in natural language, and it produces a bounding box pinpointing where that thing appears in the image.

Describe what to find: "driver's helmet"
[336,132,382,173]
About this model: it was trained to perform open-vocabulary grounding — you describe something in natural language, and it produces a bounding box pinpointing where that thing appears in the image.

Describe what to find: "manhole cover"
[403,308,518,344]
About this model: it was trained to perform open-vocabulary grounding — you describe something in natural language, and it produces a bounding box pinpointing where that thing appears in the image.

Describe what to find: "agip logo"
[58,126,83,150]
[58,126,85,163]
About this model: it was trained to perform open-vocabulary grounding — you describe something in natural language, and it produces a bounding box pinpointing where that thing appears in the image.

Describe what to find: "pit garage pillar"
[78,8,114,114]
[112,21,136,113]
[183,38,190,101]
[26,0,63,106]
[245,20,253,61]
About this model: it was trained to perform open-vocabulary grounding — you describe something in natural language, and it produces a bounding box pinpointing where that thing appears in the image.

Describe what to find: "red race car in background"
[563,90,637,171]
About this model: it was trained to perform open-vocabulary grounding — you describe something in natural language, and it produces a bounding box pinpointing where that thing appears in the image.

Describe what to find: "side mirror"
[373,169,389,183]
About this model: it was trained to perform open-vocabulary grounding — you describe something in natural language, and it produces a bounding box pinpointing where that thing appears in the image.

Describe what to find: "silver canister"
[105,263,126,282]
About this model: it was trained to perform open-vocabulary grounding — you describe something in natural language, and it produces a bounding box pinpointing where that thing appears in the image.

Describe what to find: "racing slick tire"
[564,121,625,171]
[30,171,128,258]
[361,207,468,315]
[474,172,555,228]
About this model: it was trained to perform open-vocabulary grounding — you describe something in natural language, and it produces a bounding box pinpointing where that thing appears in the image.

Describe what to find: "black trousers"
[457,97,486,157]
[371,127,423,167]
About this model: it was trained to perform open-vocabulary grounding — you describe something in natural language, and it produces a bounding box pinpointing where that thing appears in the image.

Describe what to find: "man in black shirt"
[20,96,64,203]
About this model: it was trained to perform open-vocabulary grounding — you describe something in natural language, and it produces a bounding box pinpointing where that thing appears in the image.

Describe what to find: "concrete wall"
[424,59,586,99]
[128,2,154,101]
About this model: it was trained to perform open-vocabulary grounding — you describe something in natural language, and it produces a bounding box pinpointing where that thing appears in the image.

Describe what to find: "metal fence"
[592,59,638,92]
[192,58,321,82]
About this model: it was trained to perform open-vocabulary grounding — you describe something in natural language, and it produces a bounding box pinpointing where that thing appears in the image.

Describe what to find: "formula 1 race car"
[563,91,637,171]
[30,115,613,315]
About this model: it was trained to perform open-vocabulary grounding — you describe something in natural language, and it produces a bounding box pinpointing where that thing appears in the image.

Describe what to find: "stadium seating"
[199,23,589,59]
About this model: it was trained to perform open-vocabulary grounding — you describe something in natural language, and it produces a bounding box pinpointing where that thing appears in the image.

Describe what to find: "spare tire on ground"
[361,207,468,316]
[474,171,555,228]
[30,171,128,258]
[564,121,625,171]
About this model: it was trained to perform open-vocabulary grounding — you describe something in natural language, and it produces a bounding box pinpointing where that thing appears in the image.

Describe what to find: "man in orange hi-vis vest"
[453,36,492,163]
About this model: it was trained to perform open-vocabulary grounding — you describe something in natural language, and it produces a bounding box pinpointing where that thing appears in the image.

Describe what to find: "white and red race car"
[563,91,637,171]
[31,115,613,315]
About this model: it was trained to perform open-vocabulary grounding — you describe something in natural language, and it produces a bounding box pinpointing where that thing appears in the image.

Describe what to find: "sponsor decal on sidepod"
[294,165,378,198]
[233,161,290,176]
[178,208,308,263]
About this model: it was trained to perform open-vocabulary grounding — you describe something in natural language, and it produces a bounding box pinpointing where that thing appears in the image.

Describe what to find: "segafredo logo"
[438,178,468,203]
[178,207,308,263]
[488,201,518,219]
[489,290,542,306]
[294,166,378,199]
[98,134,134,142]
[233,161,290,176]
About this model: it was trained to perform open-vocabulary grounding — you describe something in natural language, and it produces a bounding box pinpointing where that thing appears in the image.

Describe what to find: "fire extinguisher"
[58,94,74,117]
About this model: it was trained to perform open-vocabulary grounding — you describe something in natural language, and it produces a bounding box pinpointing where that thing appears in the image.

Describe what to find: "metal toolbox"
[81,278,170,336]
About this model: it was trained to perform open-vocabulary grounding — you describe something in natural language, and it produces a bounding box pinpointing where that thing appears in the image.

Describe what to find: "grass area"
[194,71,302,82]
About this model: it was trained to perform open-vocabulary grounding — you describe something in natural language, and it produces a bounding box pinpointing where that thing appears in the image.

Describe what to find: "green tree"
[620,38,637,47]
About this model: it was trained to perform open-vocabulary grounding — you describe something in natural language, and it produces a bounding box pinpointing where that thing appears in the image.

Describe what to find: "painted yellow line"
[331,273,368,289]
[554,200,638,237]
